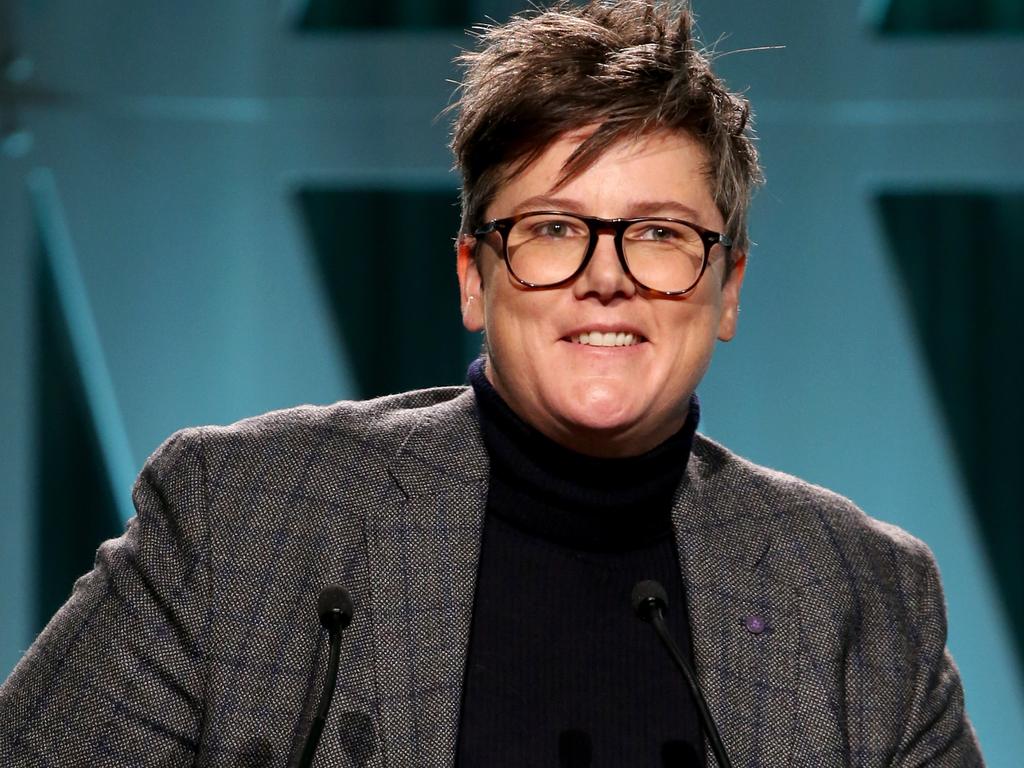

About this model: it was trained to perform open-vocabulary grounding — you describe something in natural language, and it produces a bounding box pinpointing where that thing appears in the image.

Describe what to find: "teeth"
[571,331,640,347]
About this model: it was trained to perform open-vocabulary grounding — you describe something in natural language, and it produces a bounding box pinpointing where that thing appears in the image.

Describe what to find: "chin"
[554,385,641,433]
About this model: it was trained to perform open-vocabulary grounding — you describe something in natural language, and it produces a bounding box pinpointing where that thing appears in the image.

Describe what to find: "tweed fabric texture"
[0,386,982,767]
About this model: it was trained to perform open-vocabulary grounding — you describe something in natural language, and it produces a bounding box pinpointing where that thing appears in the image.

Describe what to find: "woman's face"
[458,129,745,457]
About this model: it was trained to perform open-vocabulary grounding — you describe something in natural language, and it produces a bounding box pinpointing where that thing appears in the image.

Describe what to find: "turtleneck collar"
[468,357,699,551]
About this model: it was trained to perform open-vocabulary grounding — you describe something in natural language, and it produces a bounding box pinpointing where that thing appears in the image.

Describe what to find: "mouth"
[566,331,646,347]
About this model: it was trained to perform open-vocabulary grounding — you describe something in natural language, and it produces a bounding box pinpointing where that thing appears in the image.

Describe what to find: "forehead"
[487,128,719,225]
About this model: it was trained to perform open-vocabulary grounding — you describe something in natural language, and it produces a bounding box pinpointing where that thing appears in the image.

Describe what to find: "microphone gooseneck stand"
[298,584,355,768]
[631,580,733,768]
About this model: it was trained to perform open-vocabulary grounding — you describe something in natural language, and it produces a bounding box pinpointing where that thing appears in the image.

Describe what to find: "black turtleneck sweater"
[456,359,706,768]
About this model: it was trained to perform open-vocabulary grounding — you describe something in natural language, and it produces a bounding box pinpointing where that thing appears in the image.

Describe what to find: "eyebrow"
[511,195,705,222]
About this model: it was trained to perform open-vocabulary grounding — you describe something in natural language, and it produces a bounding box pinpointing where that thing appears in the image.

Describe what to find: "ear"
[457,235,485,333]
[717,251,746,342]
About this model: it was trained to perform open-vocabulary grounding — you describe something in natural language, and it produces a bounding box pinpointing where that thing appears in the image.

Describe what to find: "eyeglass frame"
[470,210,733,297]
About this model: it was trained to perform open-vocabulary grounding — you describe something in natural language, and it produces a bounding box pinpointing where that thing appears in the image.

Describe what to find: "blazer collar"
[390,388,489,496]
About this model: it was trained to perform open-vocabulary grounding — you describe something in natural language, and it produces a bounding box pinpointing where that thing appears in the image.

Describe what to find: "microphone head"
[317,583,354,631]
[631,579,669,621]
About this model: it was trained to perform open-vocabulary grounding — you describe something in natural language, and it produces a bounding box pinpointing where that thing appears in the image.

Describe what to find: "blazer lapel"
[673,437,800,767]
[365,391,488,768]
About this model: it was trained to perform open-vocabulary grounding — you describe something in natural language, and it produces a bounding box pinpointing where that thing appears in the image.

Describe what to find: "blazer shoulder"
[143,385,475,496]
[159,386,469,455]
[690,433,937,580]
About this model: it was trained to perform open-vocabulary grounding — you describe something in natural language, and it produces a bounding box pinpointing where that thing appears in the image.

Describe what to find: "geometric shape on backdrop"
[877,191,1024,664]
[295,0,473,31]
[875,0,1024,34]
[34,248,121,633]
[295,186,471,398]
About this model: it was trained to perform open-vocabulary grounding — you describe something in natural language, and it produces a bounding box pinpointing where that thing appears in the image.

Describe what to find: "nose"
[572,232,636,302]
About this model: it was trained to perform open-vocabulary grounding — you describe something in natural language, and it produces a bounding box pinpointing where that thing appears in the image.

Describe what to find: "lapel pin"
[742,614,767,635]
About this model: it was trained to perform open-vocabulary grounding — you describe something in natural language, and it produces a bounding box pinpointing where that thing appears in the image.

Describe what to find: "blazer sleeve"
[892,540,984,767]
[0,429,211,767]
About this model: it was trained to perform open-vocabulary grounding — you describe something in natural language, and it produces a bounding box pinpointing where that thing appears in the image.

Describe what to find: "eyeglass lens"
[505,213,709,293]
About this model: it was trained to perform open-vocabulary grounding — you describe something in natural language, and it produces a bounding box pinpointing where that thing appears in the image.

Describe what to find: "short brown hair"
[450,0,763,256]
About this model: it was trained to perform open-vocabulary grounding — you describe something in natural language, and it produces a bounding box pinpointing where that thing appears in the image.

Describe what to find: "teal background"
[1,0,1022,761]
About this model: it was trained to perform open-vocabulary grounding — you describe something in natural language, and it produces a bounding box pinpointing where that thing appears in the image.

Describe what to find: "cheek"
[481,296,531,366]
[483,287,548,338]
[661,302,722,362]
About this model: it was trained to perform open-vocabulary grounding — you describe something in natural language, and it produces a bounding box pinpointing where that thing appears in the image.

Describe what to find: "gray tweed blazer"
[0,386,982,767]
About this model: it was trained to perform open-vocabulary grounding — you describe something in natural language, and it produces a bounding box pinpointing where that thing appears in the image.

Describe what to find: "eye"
[532,219,580,238]
[637,225,677,241]
[626,221,702,247]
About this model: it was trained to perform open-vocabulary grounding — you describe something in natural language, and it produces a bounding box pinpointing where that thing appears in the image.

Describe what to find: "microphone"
[298,584,355,768]
[631,580,733,768]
